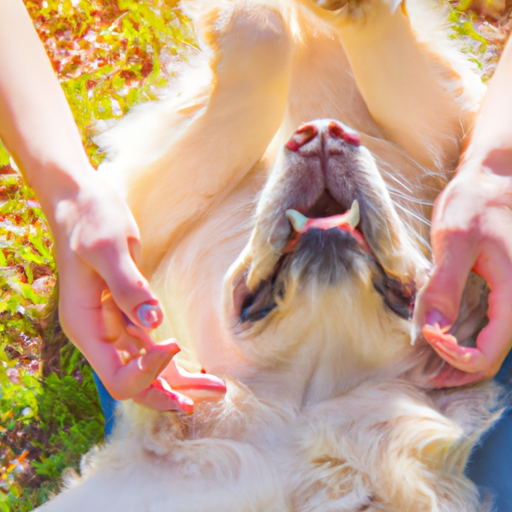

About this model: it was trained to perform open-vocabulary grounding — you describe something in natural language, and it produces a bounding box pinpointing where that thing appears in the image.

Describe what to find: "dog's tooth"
[286,209,309,232]
[346,200,360,229]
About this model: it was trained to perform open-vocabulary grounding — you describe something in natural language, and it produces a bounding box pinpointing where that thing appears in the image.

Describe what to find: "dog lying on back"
[37,1,506,511]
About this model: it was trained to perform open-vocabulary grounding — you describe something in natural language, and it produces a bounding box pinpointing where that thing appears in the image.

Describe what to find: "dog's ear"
[227,262,279,331]
[370,260,416,320]
[239,279,278,323]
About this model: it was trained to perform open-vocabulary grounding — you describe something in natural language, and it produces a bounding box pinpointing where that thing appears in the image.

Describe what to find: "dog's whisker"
[388,190,434,207]
[377,167,415,194]
[393,202,432,227]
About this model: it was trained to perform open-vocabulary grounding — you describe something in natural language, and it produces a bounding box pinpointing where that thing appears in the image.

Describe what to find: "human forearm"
[0,0,228,407]
[415,35,512,387]
[0,0,93,220]
[462,35,512,176]
[0,0,164,360]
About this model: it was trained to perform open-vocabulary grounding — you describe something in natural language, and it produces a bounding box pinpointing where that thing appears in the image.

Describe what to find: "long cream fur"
[37,1,505,511]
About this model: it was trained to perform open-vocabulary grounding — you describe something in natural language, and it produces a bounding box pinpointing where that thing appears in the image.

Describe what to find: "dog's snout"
[286,124,319,152]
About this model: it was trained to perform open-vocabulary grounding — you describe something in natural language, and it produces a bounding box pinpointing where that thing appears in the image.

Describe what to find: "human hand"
[53,168,176,400]
[134,362,227,413]
[415,158,512,387]
[99,289,226,410]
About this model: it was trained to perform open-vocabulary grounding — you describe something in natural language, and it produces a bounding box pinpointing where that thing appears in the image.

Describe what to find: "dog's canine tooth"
[345,200,360,229]
[285,200,360,233]
[286,209,308,231]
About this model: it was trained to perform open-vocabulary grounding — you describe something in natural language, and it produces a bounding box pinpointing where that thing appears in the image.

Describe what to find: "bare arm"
[417,35,512,387]
[0,0,174,398]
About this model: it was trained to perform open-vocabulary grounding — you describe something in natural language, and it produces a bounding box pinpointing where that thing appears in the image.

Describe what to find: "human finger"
[424,250,512,378]
[422,324,487,373]
[57,256,176,399]
[132,386,185,411]
[150,377,195,413]
[468,284,512,376]
[80,238,163,330]
[416,242,475,329]
[159,359,227,401]
[429,363,486,388]
[56,253,105,350]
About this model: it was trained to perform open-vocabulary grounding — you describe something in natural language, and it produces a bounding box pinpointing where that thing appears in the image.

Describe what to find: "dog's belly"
[151,169,266,377]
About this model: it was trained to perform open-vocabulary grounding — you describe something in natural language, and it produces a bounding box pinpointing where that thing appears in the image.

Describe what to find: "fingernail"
[135,302,163,329]
[425,309,450,329]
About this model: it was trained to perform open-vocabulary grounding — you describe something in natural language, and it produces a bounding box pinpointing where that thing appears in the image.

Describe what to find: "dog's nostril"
[286,124,318,152]
[328,121,361,147]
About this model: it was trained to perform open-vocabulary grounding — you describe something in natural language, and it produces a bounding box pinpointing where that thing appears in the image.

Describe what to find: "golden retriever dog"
[37,0,507,511]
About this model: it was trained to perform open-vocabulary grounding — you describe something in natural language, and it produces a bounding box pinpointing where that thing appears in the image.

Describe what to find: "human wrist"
[26,157,99,232]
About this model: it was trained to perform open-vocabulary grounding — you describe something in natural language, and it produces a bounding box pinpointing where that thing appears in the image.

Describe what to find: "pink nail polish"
[425,309,450,329]
[136,302,163,329]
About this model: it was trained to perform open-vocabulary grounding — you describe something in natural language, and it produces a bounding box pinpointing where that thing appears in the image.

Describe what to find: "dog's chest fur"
[81,377,500,512]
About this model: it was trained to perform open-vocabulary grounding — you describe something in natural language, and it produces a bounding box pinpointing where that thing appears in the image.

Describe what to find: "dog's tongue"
[285,200,370,253]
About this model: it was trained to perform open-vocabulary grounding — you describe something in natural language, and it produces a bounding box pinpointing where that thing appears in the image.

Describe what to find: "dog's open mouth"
[234,120,417,327]
[238,198,414,325]
[284,198,370,255]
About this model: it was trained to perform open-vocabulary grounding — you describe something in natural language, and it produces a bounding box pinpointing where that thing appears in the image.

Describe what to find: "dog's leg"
[313,0,484,172]
[98,0,294,273]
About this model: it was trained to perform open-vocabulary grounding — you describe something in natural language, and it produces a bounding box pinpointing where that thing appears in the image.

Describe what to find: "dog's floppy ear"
[228,262,280,330]
[239,279,278,323]
[370,260,416,320]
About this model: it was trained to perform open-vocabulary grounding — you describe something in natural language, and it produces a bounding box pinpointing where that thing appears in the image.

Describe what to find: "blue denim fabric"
[92,371,119,438]
[466,350,512,512]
